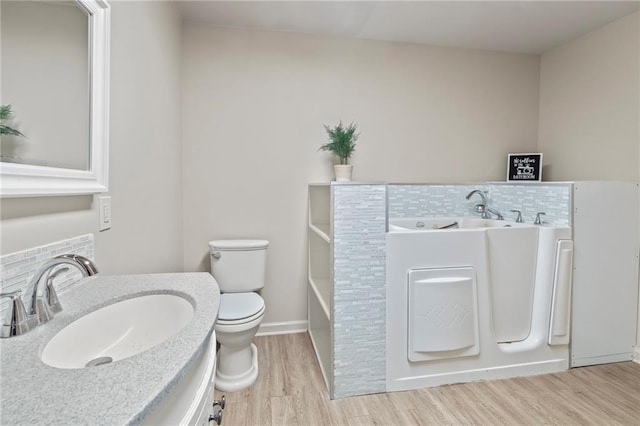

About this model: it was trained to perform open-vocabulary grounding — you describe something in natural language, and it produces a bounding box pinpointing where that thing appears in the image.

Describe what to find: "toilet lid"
[208,240,269,251]
[219,293,265,321]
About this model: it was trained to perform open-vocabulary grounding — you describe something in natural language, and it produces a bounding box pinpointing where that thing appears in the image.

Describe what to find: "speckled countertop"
[0,272,220,425]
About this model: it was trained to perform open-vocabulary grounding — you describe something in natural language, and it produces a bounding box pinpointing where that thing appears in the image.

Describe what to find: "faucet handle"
[33,267,68,324]
[534,212,546,225]
[0,290,34,337]
[510,209,523,223]
[45,267,68,315]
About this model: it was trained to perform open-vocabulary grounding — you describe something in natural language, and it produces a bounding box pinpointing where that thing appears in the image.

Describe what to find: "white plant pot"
[334,165,353,182]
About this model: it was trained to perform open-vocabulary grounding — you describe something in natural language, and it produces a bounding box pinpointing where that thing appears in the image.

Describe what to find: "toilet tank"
[208,239,269,292]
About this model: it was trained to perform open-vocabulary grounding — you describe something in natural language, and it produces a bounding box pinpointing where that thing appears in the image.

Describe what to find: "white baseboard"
[572,352,635,367]
[257,320,308,336]
[387,358,568,393]
[634,346,640,365]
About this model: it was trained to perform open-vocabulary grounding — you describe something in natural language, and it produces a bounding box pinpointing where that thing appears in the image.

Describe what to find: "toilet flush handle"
[212,252,222,260]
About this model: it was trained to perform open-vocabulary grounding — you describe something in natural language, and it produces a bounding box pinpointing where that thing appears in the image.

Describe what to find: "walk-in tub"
[386,217,573,391]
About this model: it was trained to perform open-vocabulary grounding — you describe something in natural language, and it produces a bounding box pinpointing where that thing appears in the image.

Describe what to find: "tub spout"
[465,190,491,219]
[466,189,504,220]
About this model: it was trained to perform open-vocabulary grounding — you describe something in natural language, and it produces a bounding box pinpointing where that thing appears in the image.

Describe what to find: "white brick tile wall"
[333,184,387,398]
[0,235,95,319]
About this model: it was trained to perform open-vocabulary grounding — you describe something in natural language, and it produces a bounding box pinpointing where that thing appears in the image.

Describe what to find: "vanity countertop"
[0,272,220,425]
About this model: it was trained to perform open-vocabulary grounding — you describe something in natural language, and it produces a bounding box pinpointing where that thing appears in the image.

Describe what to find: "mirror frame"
[0,0,110,198]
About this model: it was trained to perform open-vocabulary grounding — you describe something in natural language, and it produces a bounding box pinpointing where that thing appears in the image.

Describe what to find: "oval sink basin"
[41,294,193,369]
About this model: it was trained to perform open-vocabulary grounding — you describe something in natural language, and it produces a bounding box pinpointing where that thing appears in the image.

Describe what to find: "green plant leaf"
[319,121,359,164]
[0,105,13,121]
[0,104,25,137]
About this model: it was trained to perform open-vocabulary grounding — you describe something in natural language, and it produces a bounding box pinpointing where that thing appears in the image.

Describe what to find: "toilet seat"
[215,313,264,336]
[217,293,265,325]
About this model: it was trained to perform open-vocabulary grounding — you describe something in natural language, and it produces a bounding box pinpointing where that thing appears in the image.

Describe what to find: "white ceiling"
[176,1,639,54]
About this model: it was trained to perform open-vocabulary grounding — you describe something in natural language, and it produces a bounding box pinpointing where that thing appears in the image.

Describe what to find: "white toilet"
[208,239,268,392]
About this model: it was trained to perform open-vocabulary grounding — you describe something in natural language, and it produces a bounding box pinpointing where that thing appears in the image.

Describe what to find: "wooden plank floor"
[215,333,640,425]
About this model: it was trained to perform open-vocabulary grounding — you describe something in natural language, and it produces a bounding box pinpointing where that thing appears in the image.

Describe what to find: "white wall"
[538,11,639,181]
[99,0,183,274]
[1,1,184,275]
[538,11,640,356]
[181,23,540,325]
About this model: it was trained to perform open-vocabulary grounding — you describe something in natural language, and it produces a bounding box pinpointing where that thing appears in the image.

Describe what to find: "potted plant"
[0,105,26,163]
[319,121,359,182]
[0,105,25,137]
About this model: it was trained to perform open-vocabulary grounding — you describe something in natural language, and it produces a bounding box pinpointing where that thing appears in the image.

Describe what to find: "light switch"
[99,196,112,231]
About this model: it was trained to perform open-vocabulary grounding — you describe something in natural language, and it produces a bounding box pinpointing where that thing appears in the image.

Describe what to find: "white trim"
[571,352,635,367]
[387,358,568,392]
[0,0,110,197]
[256,320,308,336]
[634,347,640,364]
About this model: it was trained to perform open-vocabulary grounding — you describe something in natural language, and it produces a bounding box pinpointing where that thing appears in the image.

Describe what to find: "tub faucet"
[487,207,505,220]
[465,189,487,204]
[465,189,504,220]
[465,189,490,219]
[510,209,524,223]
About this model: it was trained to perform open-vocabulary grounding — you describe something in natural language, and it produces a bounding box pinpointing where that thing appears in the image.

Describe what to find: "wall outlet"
[99,196,112,231]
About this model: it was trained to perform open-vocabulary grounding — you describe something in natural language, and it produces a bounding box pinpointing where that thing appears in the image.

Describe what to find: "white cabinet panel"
[572,181,639,366]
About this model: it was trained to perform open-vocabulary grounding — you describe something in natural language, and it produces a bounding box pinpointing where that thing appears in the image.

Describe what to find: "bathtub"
[389,216,533,232]
[386,216,573,391]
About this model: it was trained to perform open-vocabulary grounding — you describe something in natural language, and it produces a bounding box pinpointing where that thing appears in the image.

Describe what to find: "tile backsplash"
[0,234,95,318]
[488,183,572,226]
[388,182,572,226]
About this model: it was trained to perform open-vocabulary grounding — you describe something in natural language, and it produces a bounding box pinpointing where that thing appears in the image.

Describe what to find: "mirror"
[0,0,109,197]
[1,1,90,170]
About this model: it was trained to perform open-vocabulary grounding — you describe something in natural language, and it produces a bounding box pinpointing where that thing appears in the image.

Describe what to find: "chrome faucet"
[510,209,524,223]
[465,189,490,219]
[34,267,69,323]
[0,290,33,338]
[487,207,505,220]
[465,189,504,220]
[534,212,546,225]
[1,254,99,338]
[29,254,98,320]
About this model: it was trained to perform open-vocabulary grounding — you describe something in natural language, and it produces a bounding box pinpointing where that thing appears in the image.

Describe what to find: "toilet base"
[215,343,259,392]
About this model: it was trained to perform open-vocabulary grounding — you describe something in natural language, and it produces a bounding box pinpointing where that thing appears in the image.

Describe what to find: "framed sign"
[507,153,542,182]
